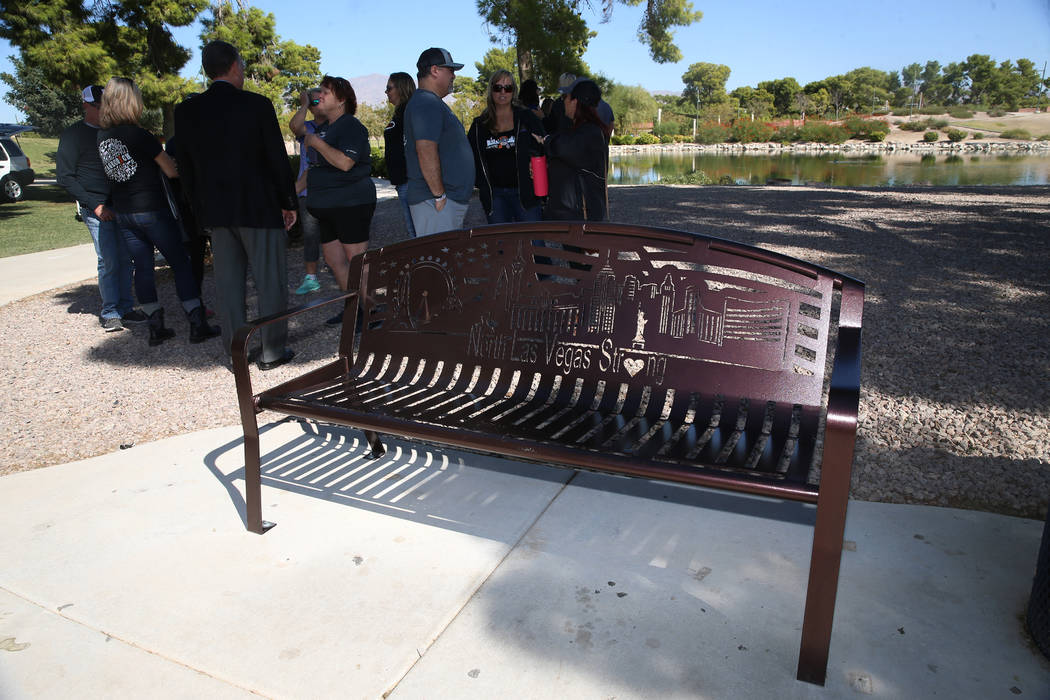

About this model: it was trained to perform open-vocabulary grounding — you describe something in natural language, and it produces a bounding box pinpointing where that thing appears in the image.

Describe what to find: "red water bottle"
[531,155,548,197]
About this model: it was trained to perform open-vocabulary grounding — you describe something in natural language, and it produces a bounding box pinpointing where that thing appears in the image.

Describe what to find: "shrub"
[610,134,634,145]
[694,122,729,144]
[1000,129,1032,140]
[923,131,939,142]
[717,174,735,185]
[919,105,947,115]
[729,120,774,143]
[634,132,659,145]
[371,151,388,179]
[798,121,848,143]
[844,117,890,141]
[653,120,684,137]
[987,108,1007,117]
[900,117,949,132]
[945,128,967,142]
[660,134,676,144]
[972,132,983,139]
[773,125,801,142]
[946,106,974,119]
[1038,134,1050,141]
[660,169,712,185]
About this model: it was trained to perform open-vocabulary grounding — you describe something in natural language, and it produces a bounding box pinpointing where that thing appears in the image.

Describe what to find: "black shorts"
[307,203,375,245]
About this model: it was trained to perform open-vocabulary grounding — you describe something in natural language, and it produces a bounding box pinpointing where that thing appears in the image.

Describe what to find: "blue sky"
[2,0,1050,123]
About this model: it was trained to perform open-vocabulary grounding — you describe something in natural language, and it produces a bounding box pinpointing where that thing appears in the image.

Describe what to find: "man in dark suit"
[174,40,298,370]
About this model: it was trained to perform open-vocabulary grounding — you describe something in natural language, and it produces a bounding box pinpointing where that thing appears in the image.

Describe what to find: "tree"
[681,62,730,110]
[841,67,892,112]
[477,0,701,89]
[356,102,393,140]
[729,86,773,121]
[604,82,657,132]
[0,0,209,135]
[964,54,999,105]
[757,77,801,117]
[200,1,322,114]
[0,56,82,135]
[474,46,518,92]
[477,0,591,91]
[901,63,922,90]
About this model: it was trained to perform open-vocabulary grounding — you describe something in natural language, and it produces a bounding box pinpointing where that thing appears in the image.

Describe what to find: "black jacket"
[543,121,608,221]
[173,81,296,229]
[382,105,408,186]
[467,107,546,216]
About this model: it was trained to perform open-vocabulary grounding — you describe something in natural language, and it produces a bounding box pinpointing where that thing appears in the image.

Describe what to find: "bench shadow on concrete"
[202,418,816,541]
[202,419,840,695]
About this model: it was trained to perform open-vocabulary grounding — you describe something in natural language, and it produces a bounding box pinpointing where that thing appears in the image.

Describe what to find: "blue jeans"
[83,210,134,320]
[115,210,200,305]
[488,187,542,224]
[395,184,416,237]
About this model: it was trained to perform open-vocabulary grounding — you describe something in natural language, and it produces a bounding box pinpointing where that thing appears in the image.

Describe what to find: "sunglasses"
[492,84,514,93]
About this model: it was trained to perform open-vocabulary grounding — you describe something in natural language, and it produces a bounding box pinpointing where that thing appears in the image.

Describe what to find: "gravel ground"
[2,185,1048,518]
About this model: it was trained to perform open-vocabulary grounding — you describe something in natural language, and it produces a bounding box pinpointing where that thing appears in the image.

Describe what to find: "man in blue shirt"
[404,47,474,236]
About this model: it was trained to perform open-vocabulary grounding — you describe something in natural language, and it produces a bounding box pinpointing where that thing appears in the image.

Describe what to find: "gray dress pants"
[208,226,289,362]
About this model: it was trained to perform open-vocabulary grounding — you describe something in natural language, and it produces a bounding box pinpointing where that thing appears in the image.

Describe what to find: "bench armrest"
[232,290,356,413]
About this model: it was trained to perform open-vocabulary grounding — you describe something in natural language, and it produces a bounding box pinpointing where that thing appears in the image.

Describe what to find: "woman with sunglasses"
[382,72,416,236]
[467,70,546,224]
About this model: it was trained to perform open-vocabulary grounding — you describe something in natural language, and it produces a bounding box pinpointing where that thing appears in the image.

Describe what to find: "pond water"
[608,151,1050,187]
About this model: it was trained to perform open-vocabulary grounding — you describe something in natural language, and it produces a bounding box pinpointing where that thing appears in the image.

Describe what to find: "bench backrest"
[345,222,863,488]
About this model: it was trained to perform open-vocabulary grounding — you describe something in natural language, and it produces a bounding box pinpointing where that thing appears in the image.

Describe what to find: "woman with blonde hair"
[467,69,546,223]
[382,71,416,236]
[97,77,218,346]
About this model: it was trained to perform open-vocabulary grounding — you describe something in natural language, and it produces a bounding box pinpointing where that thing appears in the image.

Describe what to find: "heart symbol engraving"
[623,358,644,377]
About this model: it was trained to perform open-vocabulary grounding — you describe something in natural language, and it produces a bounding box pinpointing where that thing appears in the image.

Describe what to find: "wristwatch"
[434,192,447,202]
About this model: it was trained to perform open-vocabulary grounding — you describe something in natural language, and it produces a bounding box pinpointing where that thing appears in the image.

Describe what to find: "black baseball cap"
[569,79,602,108]
[416,47,463,73]
[82,85,104,104]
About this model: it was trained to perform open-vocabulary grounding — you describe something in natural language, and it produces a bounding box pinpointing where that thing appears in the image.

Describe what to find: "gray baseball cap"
[416,47,464,72]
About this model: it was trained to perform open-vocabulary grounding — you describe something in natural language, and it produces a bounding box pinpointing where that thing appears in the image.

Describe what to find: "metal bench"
[232,221,864,685]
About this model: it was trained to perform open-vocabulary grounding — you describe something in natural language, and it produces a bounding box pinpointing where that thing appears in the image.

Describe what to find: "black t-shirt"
[306,114,376,209]
[484,128,518,188]
[97,125,165,213]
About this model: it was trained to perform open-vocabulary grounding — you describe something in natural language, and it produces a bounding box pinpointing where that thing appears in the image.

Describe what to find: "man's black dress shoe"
[257,349,295,371]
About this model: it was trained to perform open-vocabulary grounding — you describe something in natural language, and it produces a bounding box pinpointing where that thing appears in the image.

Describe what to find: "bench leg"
[243,423,276,535]
[364,430,386,459]
[796,462,851,685]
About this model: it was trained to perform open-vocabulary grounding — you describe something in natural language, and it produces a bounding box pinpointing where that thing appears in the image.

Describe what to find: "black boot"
[148,309,175,346]
[187,305,221,343]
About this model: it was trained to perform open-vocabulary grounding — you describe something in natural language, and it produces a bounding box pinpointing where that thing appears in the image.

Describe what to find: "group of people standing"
[58,41,614,372]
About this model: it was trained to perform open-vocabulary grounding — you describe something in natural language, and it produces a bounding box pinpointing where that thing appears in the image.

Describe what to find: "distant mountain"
[351,74,391,107]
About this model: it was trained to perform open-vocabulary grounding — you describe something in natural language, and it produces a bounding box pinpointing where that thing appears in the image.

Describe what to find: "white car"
[0,124,36,203]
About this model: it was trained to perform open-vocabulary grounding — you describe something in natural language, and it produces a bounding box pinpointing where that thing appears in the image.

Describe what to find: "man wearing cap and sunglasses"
[57,85,142,332]
[403,47,474,236]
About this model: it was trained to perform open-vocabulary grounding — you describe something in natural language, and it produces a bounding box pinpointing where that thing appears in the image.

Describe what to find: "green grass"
[16,135,59,178]
[0,184,87,257]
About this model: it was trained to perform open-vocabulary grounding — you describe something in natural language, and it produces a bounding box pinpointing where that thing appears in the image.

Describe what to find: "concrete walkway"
[0,421,1047,699]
